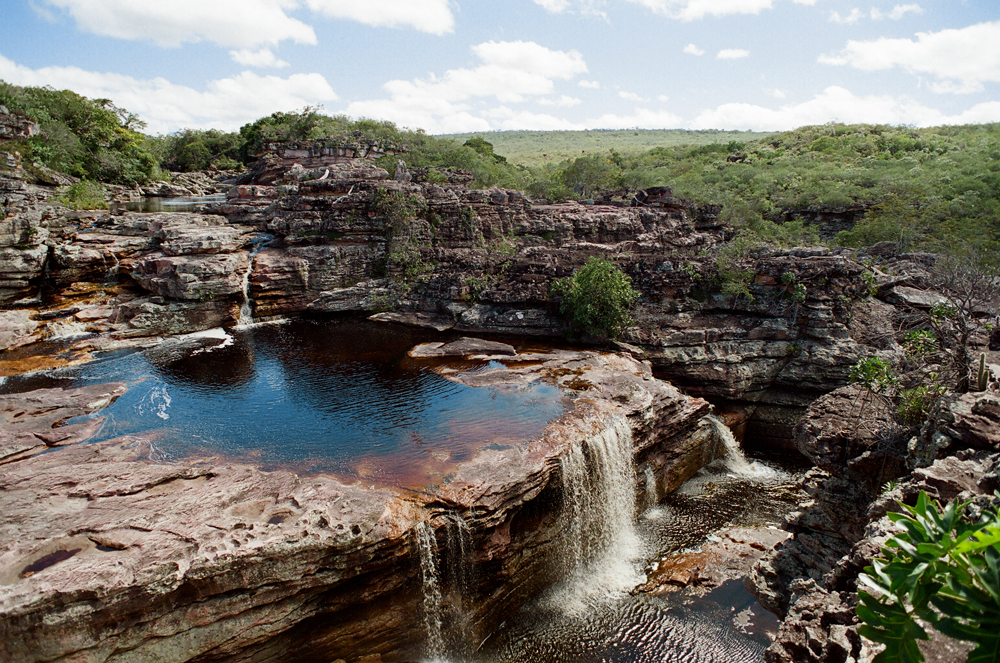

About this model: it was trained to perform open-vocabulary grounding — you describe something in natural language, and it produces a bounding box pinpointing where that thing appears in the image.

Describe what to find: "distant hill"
[438,129,775,167]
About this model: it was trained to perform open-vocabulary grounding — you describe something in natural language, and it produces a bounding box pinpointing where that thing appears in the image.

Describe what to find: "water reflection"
[1,319,568,488]
[122,194,226,213]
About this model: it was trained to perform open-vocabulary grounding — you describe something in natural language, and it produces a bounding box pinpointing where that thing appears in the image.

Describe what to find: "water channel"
[1,318,806,662]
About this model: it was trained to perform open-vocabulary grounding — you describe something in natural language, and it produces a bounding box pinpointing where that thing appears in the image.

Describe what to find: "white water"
[104,252,120,281]
[416,521,447,662]
[236,236,270,328]
[550,416,645,614]
[705,415,779,480]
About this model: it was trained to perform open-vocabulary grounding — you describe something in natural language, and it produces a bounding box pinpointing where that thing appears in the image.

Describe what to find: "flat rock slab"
[0,383,126,465]
[408,336,517,358]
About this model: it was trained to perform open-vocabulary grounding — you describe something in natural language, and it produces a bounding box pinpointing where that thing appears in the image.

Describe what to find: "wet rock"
[0,383,126,464]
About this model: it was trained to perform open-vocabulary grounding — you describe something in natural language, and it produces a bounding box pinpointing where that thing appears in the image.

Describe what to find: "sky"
[0,0,998,136]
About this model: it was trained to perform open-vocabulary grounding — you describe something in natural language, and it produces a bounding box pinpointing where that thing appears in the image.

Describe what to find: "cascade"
[415,514,476,661]
[415,521,446,661]
[237,234,272,328]
[104,252,120,282]
[642,463,658,511]
[707,415,772,478]
[555,416,644,611]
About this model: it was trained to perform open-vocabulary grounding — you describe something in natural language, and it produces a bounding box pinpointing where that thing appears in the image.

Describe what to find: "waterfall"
[643,463,658,511]
[104,252,119,282]
[415,521,447,661]
[237,234,271,328]
[415,514,476,662]
[706,415,772,478]
[553,416,644,612]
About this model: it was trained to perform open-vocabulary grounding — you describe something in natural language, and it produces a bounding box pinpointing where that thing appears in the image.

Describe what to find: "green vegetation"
[552,257,640,339]
[57,180,107,210]
[441,129,772,168]
[0,80,156,185]
[147,129,242,172]
[857,491,1000,663]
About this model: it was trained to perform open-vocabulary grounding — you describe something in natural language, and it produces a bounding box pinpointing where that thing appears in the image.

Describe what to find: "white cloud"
[40,0,316,48]
[829,8,862,24]
[345,41,587,133]
[871,4,923,20]
[533,0,572,12]
[658,94,670,102]
[683,43,705,55]
[588,107,683,129]
[579,79,601,88]
[820,21,1000,94]
[717,48,750,59]
[539,95,583,107]
[0,53,337,134]
[485,107,584,130]
[688,85,1000,130]
[229,48,290,68]
[304,0,454,35]
[624,0,772,21]
[619,91,649,101]
[764,88,787,98]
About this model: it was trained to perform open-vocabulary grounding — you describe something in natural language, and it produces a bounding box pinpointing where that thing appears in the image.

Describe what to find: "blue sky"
[1,0,997,135]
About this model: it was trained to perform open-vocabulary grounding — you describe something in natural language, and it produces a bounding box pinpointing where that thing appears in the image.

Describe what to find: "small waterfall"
[642,463,658,511]
[415,514,476,662]
[553,416,644,611]
[104,252,120,282]
[415,521,447,661]
[237,234,271,328]
[707,415,772,478]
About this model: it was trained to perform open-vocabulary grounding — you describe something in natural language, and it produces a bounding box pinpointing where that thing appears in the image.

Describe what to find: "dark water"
[1,319,567,488]
[122,194,226,213]
[475,459,806,663]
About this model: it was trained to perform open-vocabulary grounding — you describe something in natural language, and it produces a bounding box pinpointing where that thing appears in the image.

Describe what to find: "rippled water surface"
[1,319,567,487]
[475,458,807,663]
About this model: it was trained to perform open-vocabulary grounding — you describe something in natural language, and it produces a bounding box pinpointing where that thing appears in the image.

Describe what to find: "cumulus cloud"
[624,0,771,20]
[345,40,587,133]
[40,0,316,48]
[683,43,705,55]
[658,94,670,102]
[689,85,1000,130]
[0,53,337,134]
[588,107,683,129]
[764,88,787,99]
[484,107,584,131]
[539,95,583,107]
[717,48,750,59]
[829,8,862,24]
[304,0,454,35]
[820,21,1000,94]
[578,79,601,88]
[229,48,290,68]
[871,4,923,20]
[619,91,648,101]
[532,0,572,12]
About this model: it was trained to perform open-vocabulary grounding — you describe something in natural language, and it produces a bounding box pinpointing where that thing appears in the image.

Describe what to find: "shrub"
[58,180,107,210]
[857,491,1000,663]
[849,356,897,394]
[551,257,640,339]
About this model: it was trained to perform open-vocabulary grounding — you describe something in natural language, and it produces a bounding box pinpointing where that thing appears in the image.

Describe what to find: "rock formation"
[0,346,721,663]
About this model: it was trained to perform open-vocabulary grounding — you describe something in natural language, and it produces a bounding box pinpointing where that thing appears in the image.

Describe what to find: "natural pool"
[0,319,568,489]
[1,319,805,663]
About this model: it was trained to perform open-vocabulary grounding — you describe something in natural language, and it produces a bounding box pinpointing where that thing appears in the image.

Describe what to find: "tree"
[552,257,640,339]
